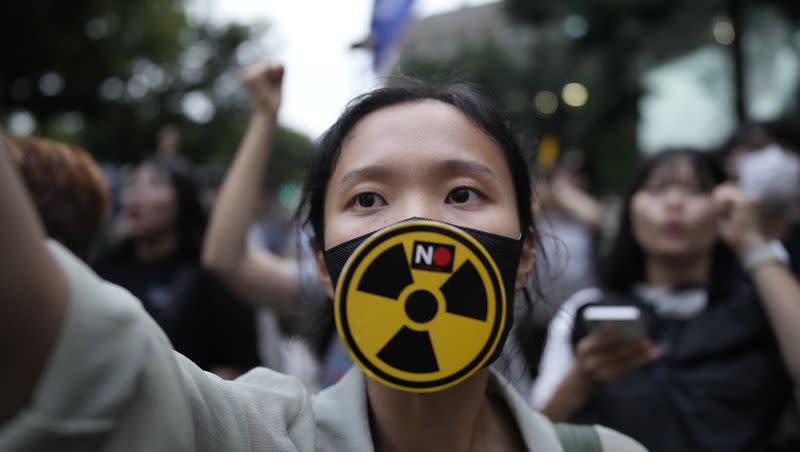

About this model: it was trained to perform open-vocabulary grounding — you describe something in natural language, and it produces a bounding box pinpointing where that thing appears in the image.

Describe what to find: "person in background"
[94,157,260,379]
[2,134,108,262]
[245,185,297,376]
[717,120,800,273]
[532,148,800,451]
[156,123,183,161]
[716,121,800,452]
[517,150,600,379]
[195,164,226,215]
[202,67,350,389]
[198,158,313,382]
[532,149,599,318]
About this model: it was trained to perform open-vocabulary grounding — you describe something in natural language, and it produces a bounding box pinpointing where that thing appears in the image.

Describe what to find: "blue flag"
[370,0,415,71]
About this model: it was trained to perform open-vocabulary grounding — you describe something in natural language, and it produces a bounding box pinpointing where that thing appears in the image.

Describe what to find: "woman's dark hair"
[151,158,208,258]
[602,148,736,302]
[716,120,800,165]
[295,78,537,358]
[113,157,207,260]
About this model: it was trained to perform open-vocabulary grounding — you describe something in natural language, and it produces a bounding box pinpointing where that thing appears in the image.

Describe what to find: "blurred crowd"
[4,82,800,451]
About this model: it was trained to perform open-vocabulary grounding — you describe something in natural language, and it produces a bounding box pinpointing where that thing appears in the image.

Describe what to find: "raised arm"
[551,176,603,231]
[0,141,68,423]
[202,62,298,316]
[715,183,800,382]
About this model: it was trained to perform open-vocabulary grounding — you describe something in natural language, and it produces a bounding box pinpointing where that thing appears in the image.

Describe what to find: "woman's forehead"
[131,163,170,184]
[335,100,508,176]
[646,155,700,183]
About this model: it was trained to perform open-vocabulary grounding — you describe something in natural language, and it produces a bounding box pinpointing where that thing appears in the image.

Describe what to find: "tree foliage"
[1,0,313,187]
[400,0,800,193]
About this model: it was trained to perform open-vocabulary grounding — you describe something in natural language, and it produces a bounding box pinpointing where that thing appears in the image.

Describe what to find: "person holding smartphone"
[532,148,800,452]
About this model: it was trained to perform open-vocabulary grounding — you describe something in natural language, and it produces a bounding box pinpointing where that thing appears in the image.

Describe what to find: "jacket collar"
[312,368,564,451]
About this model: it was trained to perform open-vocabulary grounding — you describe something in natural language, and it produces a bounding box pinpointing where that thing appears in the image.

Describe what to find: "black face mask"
[324,217,524,375]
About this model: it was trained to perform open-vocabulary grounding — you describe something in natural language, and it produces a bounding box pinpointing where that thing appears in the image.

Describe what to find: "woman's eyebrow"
[437,159,495,177]
[340,164,392,185]
[340,159,495,185]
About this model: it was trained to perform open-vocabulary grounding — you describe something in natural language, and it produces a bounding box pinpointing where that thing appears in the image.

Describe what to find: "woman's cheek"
[145,195,176,225]
[678,201,718,251]
[690,200,718,235]
[631,195,653,229]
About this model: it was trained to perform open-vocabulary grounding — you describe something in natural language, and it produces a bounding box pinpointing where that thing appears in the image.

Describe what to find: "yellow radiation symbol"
[334,220,507,392]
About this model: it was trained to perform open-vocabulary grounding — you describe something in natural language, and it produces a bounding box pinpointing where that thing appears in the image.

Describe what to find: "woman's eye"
[446,188,481,204]
[355,192,386,209]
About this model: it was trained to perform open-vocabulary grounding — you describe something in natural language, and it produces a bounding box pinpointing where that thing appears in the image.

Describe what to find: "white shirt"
[530,286,708,409]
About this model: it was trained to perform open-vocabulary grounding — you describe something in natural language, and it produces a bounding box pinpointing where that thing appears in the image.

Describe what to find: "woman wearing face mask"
[202,64,531,394]
[93,159,260,379]
[717,121,800,274]
[532,149,800,451]
[0,61,643,451]
[718,121,800,451]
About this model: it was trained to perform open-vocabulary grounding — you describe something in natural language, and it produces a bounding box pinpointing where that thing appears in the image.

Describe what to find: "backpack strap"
[553,423,603,452]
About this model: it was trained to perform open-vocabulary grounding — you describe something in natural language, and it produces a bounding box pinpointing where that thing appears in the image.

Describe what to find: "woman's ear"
[314,247,336,299]
[515,229,536,291]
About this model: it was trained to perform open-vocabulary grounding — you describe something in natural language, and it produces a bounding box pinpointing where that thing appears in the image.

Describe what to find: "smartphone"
[582,305,646,341]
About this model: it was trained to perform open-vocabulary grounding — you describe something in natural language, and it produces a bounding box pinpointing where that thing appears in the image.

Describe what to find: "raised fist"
[242,61,284,118]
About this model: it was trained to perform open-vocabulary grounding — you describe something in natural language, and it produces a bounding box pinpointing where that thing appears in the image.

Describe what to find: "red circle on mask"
[433,246,452,267]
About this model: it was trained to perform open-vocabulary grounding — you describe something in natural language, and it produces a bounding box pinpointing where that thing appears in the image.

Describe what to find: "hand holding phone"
[575,305,658,385]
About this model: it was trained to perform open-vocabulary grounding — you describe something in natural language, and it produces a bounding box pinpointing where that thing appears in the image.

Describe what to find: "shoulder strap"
[553,423,603,452]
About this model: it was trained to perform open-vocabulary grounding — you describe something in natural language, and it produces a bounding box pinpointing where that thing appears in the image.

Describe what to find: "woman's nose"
[397,194,442,222]
[121,183,147,202]
[663,187,685,209]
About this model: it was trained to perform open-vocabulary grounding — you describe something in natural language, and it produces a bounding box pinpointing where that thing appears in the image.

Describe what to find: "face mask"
[738,144,800,214]
[323,217,524,393]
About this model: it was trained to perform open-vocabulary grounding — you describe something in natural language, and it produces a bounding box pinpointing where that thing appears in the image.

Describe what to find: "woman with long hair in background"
[94,157,260,378]
[532,149,800,451]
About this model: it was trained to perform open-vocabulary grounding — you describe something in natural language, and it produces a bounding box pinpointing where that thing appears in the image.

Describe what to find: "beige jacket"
[0,242,646,452]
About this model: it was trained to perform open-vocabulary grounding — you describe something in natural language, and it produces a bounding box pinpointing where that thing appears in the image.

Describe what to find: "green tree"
[398,16,640,194]
[1,0,313,187]
[400,0,800,193]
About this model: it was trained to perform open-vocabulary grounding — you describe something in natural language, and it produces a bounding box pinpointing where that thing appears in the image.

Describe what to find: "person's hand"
[713,183,768,254]
[242,60,284,119]
[533,179,555,212]
[551,174,579,208]
[574,332,660,386]
[546,172,603,230]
